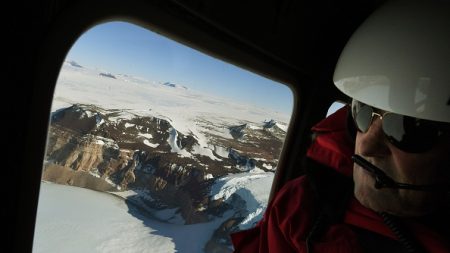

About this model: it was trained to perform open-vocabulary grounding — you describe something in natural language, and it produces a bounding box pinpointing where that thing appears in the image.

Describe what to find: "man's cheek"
[353,168,372,203]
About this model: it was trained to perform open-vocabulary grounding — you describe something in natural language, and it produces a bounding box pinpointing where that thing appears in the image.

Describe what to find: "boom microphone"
[352,155,448,192]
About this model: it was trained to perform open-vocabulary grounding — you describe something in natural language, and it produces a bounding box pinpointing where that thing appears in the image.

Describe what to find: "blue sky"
[66,21,294,115]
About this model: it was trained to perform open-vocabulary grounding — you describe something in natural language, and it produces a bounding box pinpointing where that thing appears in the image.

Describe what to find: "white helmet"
[333,0,450,123]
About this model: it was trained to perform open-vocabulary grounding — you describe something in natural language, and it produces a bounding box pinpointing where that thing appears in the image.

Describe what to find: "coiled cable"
[380,212,426,253]
[306,211,328,253]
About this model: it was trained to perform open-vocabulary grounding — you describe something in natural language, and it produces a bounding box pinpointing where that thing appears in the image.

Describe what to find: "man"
[230,0,450,252]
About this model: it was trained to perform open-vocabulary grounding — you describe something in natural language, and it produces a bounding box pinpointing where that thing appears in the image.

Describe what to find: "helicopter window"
[33,21,293,253]
[327,101,346,117]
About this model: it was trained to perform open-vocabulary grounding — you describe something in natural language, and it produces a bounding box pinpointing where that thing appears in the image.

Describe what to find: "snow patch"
[213,146,229,158]
[262,163,274,170]
[143,139,159,148]
[138,133,153,139]
[167,127,191,157]
[275,122,288,132]
[95,139,105,145]
[210,171,274,230]
[34,183,234,253]
[191,144,221,161]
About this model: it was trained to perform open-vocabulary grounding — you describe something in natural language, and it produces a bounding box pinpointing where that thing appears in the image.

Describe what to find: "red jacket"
[230,106,450,253]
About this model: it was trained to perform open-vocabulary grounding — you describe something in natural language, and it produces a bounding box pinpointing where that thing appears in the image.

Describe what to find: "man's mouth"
[352,155,447,192]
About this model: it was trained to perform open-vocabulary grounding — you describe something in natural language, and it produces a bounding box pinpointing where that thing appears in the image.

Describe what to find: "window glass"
[33,21,293,253]
[327,101,346,117]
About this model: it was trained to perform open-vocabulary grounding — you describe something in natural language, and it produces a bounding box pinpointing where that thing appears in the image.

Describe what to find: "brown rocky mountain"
[43,103,286,252]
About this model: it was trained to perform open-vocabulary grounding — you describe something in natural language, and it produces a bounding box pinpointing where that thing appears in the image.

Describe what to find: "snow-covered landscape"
[33,60,291,252]
[34,172,272,253]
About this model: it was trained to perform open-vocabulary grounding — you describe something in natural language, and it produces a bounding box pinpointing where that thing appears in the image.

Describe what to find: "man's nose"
[357,118,391,157]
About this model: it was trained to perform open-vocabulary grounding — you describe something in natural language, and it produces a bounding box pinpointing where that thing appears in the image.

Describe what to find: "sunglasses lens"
[383,114,438,153]
[352,102,372,132]
[351,99,448,153]
[381,113,405,142]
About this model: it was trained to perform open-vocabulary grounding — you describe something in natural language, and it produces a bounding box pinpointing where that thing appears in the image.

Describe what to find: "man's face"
[353,115,450,217]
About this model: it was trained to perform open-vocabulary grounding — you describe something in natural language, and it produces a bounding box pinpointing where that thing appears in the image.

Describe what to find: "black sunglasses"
[351,100,449,153]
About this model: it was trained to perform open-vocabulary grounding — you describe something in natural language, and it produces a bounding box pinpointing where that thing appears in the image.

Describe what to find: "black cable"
[380,212,426,253]
[306,211,328,253]
[352,155,448,192]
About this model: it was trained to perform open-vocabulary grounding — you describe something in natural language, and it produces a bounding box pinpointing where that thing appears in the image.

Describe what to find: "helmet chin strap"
[352,155,448,192]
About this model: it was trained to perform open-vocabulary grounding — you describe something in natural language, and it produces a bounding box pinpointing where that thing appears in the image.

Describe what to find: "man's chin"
[354,185,380,211]
[353,166,436,216]
[354,186,435,217]
[354,179,392,213]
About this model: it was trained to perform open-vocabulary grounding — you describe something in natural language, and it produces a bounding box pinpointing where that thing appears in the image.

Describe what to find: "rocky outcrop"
[99,72,116,79]
[44,104,286,250]
[42,164,117,192]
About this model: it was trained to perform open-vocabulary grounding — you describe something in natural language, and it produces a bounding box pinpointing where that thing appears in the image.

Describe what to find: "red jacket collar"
[307,105,354,177]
